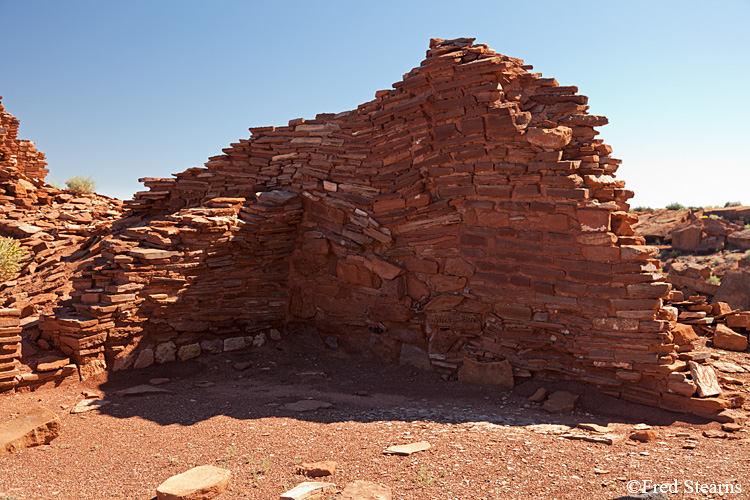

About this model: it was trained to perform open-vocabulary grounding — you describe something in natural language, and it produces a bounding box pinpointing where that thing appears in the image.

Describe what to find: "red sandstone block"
[512,185,540,198]
[581,246,620,262]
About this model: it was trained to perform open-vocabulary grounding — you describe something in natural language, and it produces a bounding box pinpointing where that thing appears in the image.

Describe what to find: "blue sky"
[1,0,748,208]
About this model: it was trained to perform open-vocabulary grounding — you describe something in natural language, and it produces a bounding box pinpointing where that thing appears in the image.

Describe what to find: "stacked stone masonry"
[10,39,738,417]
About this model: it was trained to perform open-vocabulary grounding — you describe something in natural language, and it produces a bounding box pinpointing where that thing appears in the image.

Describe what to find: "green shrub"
[65,175,97,195]
[706,275,721,286]
[724,201,743,207]
[745,250,750,260]
[665,202,685,210]
[0,237,27,281]
[631,206,653,212]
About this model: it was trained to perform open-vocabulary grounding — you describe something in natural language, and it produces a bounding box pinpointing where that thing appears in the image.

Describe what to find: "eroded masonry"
[2,38,739,418]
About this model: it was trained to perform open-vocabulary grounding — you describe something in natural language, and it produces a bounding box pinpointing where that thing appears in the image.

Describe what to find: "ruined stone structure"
[4,40,740,417]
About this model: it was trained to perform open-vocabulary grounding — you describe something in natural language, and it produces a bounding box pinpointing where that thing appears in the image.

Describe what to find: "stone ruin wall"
[16,38,735,417]
[0,97,49,186]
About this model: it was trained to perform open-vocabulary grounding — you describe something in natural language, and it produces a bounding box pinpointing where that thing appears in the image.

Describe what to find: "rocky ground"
[1,332,749,500]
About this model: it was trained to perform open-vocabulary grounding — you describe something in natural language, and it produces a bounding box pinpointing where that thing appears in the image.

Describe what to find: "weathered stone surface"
[713,324,747,352]
[36,355,70,372]
[177,343,202,361]
[458,358,513,388]
[156,465,231,500]
[295,461,337,477]
[542,391,579,413]
[223,337,246,352]
[0,407,60,456]
[671,324,699,345]
[727,229,750,249]
[629,430,658,442]
[155,342,177,364]
[528,387,548,403]
[383,441,431,455]
[525,126,572,149]
[689,361,721,397]
[133,348,155,369]
[280,481,336,500]
[340,480,392,500]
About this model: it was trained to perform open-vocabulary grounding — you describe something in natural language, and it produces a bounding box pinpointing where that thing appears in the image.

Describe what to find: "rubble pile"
[0,97,124,390]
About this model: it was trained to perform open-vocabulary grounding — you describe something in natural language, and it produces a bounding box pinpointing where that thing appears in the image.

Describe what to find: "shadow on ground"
[90,332,710,431]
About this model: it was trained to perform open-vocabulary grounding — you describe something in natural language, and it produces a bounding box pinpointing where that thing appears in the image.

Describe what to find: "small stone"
[541,391,579,413]
[280,481,336,500]
[593,468,610,475]
[383,441,431,455]
[269,329,282,341]
[194,381,215,388]
[629,430,658,442]
[150,378,171,385]
[527,387,548,403]
[155,342,177,364]
[156,465,231,500]
[133,349,155,369]
[703,429,727,439]
[200,339,223,355]
[578,423,610,433]
[279,400,333,412]
[233,361,252,371]
[722,422,742,432]
[223,337,246,352]
[324,336,338,349]
[0,407,61,456]
[295,460,337,477]
[70,399,109,414]
[36,355,70,372]
[632,423,651,431]
[340,480,392,500]
[683,442,697,449]
[177,343,201,361]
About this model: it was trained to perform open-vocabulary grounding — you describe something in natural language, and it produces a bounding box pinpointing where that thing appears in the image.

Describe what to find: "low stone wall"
[0,308,22,391]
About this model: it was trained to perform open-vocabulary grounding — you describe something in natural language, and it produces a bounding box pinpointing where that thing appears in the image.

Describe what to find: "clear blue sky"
[1,0,748,208]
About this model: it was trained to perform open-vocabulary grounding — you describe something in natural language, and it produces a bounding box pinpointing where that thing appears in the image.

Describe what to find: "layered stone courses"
[12,38,726,415]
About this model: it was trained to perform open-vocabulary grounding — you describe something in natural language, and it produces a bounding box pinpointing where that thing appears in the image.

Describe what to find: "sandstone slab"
[115,384,173,397]
[383,441,431,455]
[280,481,336,500]
[689,361,721,397]
[0,407,60,456]
[70,398,110,414]
[156,465,231,500]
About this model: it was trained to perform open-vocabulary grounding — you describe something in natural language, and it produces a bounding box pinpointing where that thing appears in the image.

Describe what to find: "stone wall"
[34,38,734,416]
[0,97,48,184]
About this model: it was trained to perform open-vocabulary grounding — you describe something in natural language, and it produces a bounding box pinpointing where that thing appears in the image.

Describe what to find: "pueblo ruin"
[1,37,745,420]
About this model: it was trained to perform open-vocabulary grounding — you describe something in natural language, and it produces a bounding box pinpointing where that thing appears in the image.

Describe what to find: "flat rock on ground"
[0,407,60,456]
[382,441,431,455]
[279,481,336,500]
[156,465,231,500]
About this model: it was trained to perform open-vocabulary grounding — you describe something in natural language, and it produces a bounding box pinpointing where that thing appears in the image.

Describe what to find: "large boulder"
[0,407,61,456]
[728,229,750,249]
[713,270,750,311]
[713,324,748,352]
